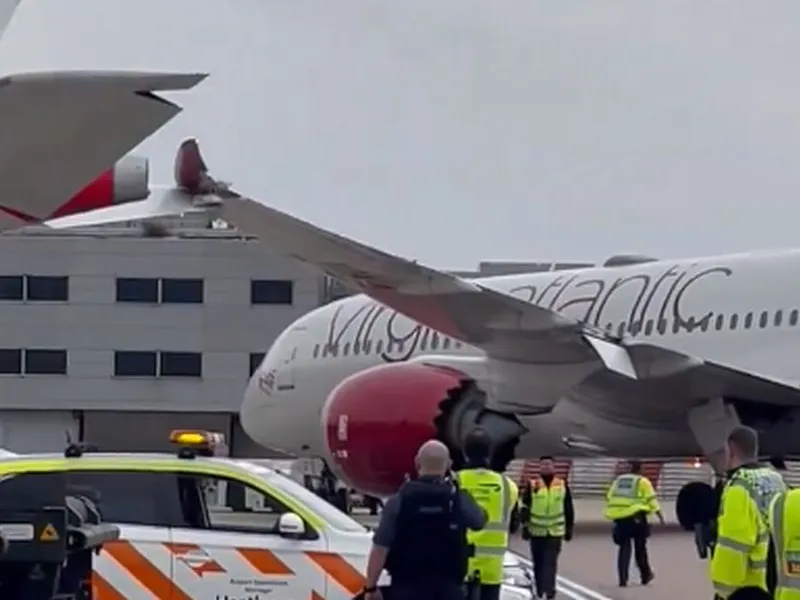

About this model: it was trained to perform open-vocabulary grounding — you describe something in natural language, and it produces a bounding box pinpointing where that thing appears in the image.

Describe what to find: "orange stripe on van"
[237,548,294,575]
[306,551,366,595]
[105,541,192,600]
[91,572,126,600]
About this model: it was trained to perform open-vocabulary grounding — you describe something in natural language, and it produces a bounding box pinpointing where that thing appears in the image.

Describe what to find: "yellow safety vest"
[768,488,800,600]
[456,468,516,585]
[711,467,786,598]
[604,474,652,521]
[528,476,567,537]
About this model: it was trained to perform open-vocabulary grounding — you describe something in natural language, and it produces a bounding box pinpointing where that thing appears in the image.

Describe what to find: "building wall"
[0,228,322,414]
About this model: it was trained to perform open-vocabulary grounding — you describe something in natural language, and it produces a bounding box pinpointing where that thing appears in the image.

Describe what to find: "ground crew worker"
[363,439,487,600]
[768,487,800,600]
[604,459,664,587]
[455,428,519,600]
[520,456,575,599]
[711,426,787,599]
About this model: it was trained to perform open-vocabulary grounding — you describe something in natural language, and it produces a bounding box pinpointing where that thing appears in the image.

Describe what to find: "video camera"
[0,466,120,599]
[676,480,723,559]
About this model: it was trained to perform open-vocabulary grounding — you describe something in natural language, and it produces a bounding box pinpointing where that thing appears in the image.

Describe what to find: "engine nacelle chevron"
[320,362,526,497]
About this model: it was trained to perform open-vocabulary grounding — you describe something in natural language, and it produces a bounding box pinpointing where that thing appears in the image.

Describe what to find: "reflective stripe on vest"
[713,470,781,597]
[606,474,642,511]
[769,490,800,597]
[528,477,566,537]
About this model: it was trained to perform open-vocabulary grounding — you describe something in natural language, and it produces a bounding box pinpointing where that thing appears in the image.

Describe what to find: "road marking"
[512,552,614,600]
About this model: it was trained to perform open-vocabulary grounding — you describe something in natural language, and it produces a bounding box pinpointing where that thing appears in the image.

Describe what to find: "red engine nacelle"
[322,362,468,497]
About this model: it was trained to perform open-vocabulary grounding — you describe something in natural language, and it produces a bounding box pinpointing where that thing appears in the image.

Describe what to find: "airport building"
[0,213,593,456]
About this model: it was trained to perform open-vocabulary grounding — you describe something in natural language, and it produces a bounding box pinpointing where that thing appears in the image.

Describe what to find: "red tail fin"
[174,138,208,192]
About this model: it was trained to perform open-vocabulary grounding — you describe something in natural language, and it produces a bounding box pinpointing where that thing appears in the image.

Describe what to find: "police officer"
[711,426,787,599]
[521,456,575,599]
[455,428,519,600]
[363,439,487,600]
[604,459,664,587]
[768,486,800,600]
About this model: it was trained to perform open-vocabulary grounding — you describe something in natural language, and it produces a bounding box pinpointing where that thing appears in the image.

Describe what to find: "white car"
[0,432,531,600]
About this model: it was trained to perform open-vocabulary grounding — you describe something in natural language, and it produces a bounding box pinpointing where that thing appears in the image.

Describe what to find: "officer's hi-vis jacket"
[710,465,787,598]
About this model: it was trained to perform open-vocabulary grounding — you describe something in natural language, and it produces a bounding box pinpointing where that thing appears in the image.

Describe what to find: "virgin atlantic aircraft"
[110,139,800,503]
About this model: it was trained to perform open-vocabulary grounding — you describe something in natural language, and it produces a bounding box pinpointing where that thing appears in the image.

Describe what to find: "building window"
[251,280,293,305]
[24,349,67,375]
[249,353,265,376]
[160,352,202,378]
[0,349,21,374]
[114,351,157,377]
[26,276,68,301]
[161,278,204,304]
[116,278,158,303]
[0,276,23,300]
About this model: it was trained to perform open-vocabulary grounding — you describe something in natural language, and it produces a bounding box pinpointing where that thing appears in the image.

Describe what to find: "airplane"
[108,140,800,505]
[0,0,208,229]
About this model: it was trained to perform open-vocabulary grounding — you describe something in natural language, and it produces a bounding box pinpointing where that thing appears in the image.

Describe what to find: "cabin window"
[730,314,739,330]
[644,319,654,336]
[715,314,724,331]
[430,332,440,350]
[321,345,329,358]
[375,340,384,354]
[775,310,784,327]
[313,344,320,359]
[699,318,709,332]
[744,312,753,329]
[616,322,626,337]
[657,319,667,335]
[353,341,361,355]
[790,310,799,326]
[672,319,680,334]
[419,330,429,351]
[363,340,372,355]
[442,337,451,350]
[759,311,768,329]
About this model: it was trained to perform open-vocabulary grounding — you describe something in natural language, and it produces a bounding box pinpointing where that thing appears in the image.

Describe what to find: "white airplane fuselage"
[241,249,800,460]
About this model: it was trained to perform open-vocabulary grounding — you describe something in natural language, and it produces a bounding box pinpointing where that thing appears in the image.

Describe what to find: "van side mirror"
[277,513,305,537]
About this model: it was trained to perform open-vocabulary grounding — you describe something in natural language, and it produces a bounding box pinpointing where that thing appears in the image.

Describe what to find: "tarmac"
[355,498,709,600]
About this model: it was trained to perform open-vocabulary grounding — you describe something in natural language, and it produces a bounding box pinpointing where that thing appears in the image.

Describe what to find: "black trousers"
[613,517,653,584]
[530,536,562,597]
[390,582,465,600]
[465,582,501,600]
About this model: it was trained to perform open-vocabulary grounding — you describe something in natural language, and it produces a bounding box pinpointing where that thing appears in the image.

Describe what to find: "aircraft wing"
[164,140,634,376]
[0,70,206,229]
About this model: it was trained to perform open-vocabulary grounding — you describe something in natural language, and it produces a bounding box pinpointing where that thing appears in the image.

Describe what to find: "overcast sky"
[3,0,800,269]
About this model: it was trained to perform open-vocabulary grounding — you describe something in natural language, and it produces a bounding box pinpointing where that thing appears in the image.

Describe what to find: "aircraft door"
[275,327,307,392]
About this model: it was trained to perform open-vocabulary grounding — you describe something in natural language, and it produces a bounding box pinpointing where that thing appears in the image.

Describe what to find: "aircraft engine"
[48,155,150,219]
[321,362,525,497]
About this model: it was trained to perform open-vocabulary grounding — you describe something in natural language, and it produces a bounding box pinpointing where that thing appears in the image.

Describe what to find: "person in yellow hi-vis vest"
[455,428,518,600]
[768,487,800,600]
[521,456,575,599]
[604,460,664,587]
[712,426,786,599]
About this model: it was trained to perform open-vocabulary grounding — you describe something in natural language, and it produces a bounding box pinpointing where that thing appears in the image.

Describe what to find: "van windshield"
[238,461,368,533]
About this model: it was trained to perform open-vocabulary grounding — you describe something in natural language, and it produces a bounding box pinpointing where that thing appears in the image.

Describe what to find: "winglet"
[584,336,638,380]
[174,138,209,192]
